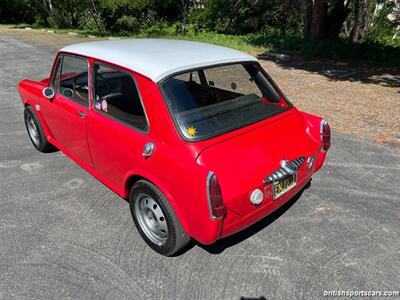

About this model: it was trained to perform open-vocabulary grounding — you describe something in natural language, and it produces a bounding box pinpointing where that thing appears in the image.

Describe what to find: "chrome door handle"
[78,111,86,119]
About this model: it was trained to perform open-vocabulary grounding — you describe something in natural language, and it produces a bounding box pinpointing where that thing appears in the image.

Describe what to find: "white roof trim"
[60,38,257,82]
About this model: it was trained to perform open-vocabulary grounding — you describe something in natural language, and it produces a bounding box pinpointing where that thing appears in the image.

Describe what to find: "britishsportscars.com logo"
[323,290,399,298]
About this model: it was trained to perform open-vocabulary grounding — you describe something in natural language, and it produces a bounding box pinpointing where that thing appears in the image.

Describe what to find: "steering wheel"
[72,73,88,92]
[72,73,89,102]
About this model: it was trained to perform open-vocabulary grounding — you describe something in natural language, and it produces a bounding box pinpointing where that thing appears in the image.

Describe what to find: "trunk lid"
[196,109,318,216]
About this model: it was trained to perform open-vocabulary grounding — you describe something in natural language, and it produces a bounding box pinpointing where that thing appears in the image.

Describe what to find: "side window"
[93,63,148,132]
[205,64,262,97]
[175,71,201,84]
[50,57,62,91]
[59,55,89,107]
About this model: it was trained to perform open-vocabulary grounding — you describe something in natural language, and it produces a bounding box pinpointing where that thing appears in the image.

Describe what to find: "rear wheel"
[129,180,190,256]
[24,106,56,153]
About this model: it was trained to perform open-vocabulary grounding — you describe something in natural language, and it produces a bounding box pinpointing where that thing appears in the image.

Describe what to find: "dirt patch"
[1,27,399,150]
[258,57,399,150]
[0,27,102,50]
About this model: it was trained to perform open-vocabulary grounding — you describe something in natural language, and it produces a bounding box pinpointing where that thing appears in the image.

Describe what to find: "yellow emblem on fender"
[186,126,197,137]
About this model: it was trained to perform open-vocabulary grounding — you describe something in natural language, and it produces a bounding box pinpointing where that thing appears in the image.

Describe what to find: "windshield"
[160,62,290,141]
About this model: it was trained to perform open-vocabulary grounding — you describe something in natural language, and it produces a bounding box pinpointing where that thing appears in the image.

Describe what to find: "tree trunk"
[343,19,351,38]
[224,0,242,34]
[308,0,350,40]
[180,0,189,35]
[327,0,351,39]
[88,0,104,34]
[39,0,63,27]
[303,0,313,39]
[280,14,288,36]
[310,0,328,39]
[363,0,375,32]
[351,0,366,42]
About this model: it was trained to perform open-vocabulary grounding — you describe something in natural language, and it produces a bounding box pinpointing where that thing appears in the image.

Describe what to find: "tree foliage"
[1,0,399,47]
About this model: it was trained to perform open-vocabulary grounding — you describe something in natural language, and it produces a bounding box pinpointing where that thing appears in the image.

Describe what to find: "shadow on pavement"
[258,53,400,91]
[198,180,312,255]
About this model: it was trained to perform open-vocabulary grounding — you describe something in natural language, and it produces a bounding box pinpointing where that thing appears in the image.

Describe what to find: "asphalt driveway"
[0,35,399,299]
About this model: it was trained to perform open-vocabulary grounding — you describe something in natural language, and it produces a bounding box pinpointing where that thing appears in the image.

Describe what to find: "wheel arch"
[23,98,34,107]
[23,100,53,141]
[124,172,192,238]
[125,174,147,197]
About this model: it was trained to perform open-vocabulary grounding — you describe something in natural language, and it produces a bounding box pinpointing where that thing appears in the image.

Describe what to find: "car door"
[43,54,93,167]
[86,62,150,191]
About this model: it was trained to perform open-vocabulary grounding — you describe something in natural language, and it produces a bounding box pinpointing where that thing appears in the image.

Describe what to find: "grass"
[138,31,268,53]
[142,30,400,66]
[2,23,399,67]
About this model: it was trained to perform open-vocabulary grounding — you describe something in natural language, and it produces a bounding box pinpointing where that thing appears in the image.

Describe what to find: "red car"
[18,39,330,256]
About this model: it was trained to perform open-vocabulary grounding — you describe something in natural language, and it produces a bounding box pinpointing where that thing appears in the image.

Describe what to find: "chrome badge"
[264,157,305,184]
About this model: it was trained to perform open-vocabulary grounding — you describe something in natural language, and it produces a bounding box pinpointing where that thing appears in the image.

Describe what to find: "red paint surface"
[18,52,329,244]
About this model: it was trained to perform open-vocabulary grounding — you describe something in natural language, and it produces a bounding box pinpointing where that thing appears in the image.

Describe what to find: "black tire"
[24,106,56,153]
[129,180,190,256]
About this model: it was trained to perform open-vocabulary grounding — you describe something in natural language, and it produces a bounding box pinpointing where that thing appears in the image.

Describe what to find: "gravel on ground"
[2,27,399,150]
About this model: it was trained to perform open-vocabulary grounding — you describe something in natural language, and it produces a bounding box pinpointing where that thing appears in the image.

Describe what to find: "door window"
[92,63,148,132]
[50,57,62,91]
[57,55,89,107]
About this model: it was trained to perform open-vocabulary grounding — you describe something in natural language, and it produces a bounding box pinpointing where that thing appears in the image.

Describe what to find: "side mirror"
[42,87,55,100]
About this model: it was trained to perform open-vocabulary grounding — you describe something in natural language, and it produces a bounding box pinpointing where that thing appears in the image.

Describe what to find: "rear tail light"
[206,171,226,220]
[320,119,331,151]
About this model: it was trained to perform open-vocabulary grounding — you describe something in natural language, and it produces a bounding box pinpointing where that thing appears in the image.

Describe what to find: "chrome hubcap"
[26,115,39,146]
[134,195,168,246]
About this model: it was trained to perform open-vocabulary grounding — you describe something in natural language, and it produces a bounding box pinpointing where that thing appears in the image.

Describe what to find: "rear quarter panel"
[86,71,222,244]
[138,79,223,244]
[301,111,327,171]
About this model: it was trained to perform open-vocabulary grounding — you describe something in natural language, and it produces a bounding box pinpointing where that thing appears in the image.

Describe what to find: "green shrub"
[301,39,400,65]
[138,10,158,31]
[34,15,48,27]
[244,33,303,52]
[114,15,140,35]
[142,21,174,36]
[78,11,105,33]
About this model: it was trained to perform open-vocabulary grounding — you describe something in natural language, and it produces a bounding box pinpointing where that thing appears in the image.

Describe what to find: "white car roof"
[61,38,257,82]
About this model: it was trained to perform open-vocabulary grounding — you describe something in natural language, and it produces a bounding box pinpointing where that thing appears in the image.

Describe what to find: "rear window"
[160,62,290,141]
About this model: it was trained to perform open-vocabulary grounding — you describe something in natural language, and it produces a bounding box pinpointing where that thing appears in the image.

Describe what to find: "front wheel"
[129,180,190,256]
[24,106,56,153]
